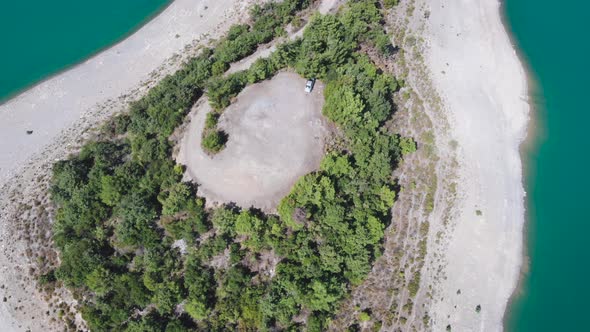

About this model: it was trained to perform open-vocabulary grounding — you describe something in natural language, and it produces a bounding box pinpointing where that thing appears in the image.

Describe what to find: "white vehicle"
[305,78,316,93]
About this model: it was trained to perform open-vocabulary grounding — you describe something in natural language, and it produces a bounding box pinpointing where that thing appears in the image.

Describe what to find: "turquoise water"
[505,0,590,330]
[0,0,170,102]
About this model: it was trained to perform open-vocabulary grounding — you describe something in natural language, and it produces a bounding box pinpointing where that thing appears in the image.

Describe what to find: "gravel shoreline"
[419,0,529,330]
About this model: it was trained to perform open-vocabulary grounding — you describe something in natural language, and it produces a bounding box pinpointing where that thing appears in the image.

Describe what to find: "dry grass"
[329,1,461,330]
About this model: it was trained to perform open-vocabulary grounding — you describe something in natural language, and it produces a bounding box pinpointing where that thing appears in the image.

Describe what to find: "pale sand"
[0,0,259,330]
[420,0,529,331]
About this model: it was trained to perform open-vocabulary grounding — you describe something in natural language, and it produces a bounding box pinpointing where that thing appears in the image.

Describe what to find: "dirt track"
[177,72,328,211]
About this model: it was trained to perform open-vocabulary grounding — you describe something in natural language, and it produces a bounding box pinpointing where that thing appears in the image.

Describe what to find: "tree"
[115,192,160,248]
[295,14,353,79]
[152,281,184,314]
[211,206,239,236]
[185,299,208,321]
[358,310,371,322]
[159,182,193,216]
[235,210,266,250]
[320,152,352,176]
[207,73,248,111]
[323,82,365,132]
[205,112,220,129]
[184,255,214,315]
[55,239,106,287]
[85,267,113,296]
[247,58,275,83]
[307,281,340,312]
[51,157,90,204]
[99,175,125,206]
[125,311,167,332]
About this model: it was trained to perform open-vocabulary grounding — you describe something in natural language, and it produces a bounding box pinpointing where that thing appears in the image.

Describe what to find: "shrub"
[204,112,220,129]
[211,60,229,76]
[359,311,371,322]
[207,72,248,111]
[38,269,57,286]
[399,136,417,155]
[383,0,399,9]
[202,130,227,153]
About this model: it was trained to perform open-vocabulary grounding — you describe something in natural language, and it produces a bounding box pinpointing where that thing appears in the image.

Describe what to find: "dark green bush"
[201,130,227,153]
[383,0,400,9]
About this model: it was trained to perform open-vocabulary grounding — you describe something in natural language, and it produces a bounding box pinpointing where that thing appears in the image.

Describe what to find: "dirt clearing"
[177,72,328,211]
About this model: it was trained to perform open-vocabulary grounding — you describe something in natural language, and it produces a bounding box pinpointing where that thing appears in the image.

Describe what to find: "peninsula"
[0,0,528,331]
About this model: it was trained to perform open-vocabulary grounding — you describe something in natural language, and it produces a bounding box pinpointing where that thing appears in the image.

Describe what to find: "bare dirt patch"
[177,71,328,211]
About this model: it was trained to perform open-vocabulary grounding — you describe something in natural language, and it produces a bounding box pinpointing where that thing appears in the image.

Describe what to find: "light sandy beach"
[418,0,529,330]
[0,0,258,330]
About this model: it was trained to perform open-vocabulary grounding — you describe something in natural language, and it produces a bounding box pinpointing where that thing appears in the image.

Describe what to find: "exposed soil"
[177,72,329,212]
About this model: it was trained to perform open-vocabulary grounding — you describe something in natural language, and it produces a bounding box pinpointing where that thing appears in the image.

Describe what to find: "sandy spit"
[0,0,261,330]
[420,0,529,331]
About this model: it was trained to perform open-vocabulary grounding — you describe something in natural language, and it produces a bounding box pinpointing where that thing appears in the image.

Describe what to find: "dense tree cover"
[49,1,413,331]
[212,0,311,66]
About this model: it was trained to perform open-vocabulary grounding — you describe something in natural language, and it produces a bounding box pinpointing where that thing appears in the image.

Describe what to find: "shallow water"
[0,0,170,102]
[505,0,590,330]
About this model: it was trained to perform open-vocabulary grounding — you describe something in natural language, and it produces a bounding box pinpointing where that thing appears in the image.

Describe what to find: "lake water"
[505,0,590,330]
[0,0,170,102]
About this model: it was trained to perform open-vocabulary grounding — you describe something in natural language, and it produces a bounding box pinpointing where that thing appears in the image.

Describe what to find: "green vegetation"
[211,0,308,67]
[399,136,417,156]
[383,0,400,9]
[200,0,310,153]
[48,1,414,331]
[408,271,421,297]
[359,310,371,322]
[201,130,227,153]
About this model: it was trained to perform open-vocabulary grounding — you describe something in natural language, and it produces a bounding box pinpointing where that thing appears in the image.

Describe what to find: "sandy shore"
[419,0,529,330]
[0,0,258,330]
[0,0,260,187]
